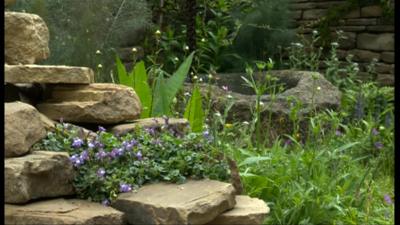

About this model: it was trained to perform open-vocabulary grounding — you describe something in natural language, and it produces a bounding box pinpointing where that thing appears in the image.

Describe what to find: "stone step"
[112,179,236,225]
[206,195,270,225]
[5,65,95,84]
[36,83,142,124]
[5,12,49,65]
[5,151,75,204]
[5,198,125,225]
[5,102,46,157]
[110,117,189,136]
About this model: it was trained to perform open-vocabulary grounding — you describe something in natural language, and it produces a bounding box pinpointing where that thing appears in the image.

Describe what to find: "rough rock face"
[5,65,95,84]
[5,199,126,225]
[5,102,47,157]
[5,151,75,204]
[112,180,236,225]
[206,195,270,225]
[5,12,50,64]
[36,83,142,124]
[110,117,189,136]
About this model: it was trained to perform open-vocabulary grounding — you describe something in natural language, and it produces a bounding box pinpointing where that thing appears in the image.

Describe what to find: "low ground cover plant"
[33,119,229,205]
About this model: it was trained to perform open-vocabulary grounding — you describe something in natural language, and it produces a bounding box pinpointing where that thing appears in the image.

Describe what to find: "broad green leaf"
[163,52,195,108]
[184,84,204,132]
[238,156,271,167]
[115,55,132,86]
[151,73,170,116]
[131,61,152,118]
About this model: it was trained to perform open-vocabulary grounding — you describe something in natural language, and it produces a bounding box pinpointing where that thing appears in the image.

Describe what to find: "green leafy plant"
[33,121,230,204]
[184,84,205,132]
[116,52,195,117]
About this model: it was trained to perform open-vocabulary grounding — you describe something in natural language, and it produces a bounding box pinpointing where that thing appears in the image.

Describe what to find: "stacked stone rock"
[290,0,394,85]
[4,1,270,224]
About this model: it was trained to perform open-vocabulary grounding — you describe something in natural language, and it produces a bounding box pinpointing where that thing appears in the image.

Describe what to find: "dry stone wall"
[289,0,394,85]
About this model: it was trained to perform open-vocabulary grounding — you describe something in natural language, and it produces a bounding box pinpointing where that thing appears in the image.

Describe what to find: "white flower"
[227,95,233,99]
[201,38,206,42]
[184,45,189,51]
[214,112,221,117]
[242,121,249,125]
[259,102,265,106]
[199,78,203,82]
[184,92,190,96]
[317,86,321,91]
[208,74,213,79]
[312,30,318,35]
[96,50,101,55]
[97,64,103,69]
[132,47,137,53]
[193,75,198,80]
[174,57,179,61]
[331,42,339,47]
[155,30,161,35]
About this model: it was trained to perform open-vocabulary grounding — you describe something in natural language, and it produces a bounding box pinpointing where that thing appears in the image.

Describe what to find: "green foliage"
[33,122,229,204]
[115,52,195,118]
[232,0,296,62]
[184,84,205,132]
[11,0,152,82]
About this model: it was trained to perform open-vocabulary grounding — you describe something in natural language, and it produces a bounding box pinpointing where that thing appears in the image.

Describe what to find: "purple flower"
[203,130,210,139]
[222,85,228,91]
[110,148,124,158]
[70,154,84,167]
[97,168,106,178]
[102,199,110,206]
[80,150,90,161]
[151,139,162,146]
[98,126,106,132]
[119,183,132,193]
[384,194,393,205]
[72,138,84,148]
[371,128,379,136]
[335,130,343,136]
[374,142,384,150]
[94,141,105,148]
[145,127,156,136]
[95,150,108,160]
[88,142,95,149]
[284,139,292,147]
[136,151,143,160]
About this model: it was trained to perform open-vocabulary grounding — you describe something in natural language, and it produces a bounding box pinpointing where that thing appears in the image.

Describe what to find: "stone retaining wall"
[289,0,394,85]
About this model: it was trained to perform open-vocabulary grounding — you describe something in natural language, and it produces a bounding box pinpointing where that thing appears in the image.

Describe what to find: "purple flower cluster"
[145,127,156,136]
[98,126,106,132]
[384,194,393,205]
[72,138,84,148]
[97,168,106,178]
[122,139,138,150]
[95,150,108,160]
[136,151,142,160]
[70,150,91,167]
[119,183,132,193]
[110,148,125,158]
[374,142,384,150]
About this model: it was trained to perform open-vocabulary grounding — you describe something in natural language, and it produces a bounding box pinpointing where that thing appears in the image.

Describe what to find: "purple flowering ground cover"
[33,121,229,205]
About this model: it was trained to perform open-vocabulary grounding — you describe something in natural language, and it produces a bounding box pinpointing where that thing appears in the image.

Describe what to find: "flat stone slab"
[36,83,142,124]
[5,198,125,225]
[110,117,189,135]
[5,65,95,84]
[206,195,270,225]
[112,180,236,225]
[5,151,75,204]
[5,12,50,64]
[5,102,47,157]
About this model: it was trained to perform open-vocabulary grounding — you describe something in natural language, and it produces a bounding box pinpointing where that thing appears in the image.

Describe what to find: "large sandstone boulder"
[5,102,47,157]
[5,151,75,204]
[112,180,236,225]
[5,199,125,225]
[110,117,189,136]
[5,65,95,84]
[5,12,50,64]
[206,195,270,225]
[36,83,142,124]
